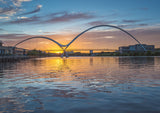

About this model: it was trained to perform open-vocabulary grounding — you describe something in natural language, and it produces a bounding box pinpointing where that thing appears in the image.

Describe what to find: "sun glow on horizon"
[54,51,63,54]
[45,50,63,54]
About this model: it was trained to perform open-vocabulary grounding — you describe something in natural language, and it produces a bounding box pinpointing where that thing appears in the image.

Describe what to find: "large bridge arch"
[66,25,146,51]
[14,36,63,49]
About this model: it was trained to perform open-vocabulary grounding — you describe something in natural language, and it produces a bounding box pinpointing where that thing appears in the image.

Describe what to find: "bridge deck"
[44,49,117,51]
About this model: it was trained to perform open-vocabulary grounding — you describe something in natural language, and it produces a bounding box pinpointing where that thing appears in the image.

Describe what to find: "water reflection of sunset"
[1,57,160,113]
[5,57,159,87]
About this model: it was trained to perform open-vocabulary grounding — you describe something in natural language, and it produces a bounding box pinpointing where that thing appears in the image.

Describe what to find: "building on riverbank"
[119,44,155,53]
[0,41,27,55]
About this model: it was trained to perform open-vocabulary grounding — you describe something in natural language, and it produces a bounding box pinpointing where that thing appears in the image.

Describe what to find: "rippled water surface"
[0,56,160,113]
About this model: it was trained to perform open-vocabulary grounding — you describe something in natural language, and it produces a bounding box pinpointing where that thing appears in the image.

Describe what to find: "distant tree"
[146,51,152,56]
[154,52,160,56]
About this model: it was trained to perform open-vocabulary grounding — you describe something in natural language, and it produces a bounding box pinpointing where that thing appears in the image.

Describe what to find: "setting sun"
[45,50,63,54]
[54,51,63,54]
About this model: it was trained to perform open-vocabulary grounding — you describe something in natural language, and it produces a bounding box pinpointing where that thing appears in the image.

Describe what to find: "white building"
[119,44,155,53]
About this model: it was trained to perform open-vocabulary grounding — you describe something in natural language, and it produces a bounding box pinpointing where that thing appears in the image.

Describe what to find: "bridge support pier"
[90,50,93,54]
[61,50,69,58]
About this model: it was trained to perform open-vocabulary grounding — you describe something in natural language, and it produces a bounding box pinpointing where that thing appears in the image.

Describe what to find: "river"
[0,56,160,113]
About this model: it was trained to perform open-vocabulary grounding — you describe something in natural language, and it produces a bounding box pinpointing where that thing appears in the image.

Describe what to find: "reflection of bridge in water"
[14,25,146,57]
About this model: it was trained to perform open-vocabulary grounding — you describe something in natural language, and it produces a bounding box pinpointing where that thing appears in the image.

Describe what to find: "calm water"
[0,56,160,113]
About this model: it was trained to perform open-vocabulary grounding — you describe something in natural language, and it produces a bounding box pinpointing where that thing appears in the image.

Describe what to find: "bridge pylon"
[61,50,69,58]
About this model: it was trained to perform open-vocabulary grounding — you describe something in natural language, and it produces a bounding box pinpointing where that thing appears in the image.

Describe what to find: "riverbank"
[68,51,160,56]
[0,56,30,62]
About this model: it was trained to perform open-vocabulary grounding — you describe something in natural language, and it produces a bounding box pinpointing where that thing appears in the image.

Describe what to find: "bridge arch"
[14,25,146,56]
[14,36,63,49]
[66,25,146,51]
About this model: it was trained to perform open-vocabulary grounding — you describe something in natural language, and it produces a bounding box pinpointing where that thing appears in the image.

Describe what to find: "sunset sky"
[0,0,160,50]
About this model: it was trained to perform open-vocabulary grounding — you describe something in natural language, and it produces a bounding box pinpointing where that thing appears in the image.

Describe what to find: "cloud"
[0,0,7,4]
[0,6,18,16]
[0,33,29,40]
[2,11,94,25]
[5,16,40,24]
[43,12,95,24]
[140,8,149,11]
[138,24,148,26]
[0,0,33,17]
[118,23,148,28]
[18,5,42,16]
[43,31,55,34]
[118,24,132,28]
[17,16,28,19]
[0,28,4,31]
[0,33,31,46]
[122,19,142,23]
[0,16,9,20]
[104,36,114,39]
[87,20,117,26]
[12,0,32,7]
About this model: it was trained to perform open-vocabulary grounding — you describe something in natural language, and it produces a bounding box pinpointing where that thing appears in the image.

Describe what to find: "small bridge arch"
[14,36,63,49]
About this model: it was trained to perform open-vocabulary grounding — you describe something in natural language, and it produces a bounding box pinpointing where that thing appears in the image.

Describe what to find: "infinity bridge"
[14,25,146,57]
